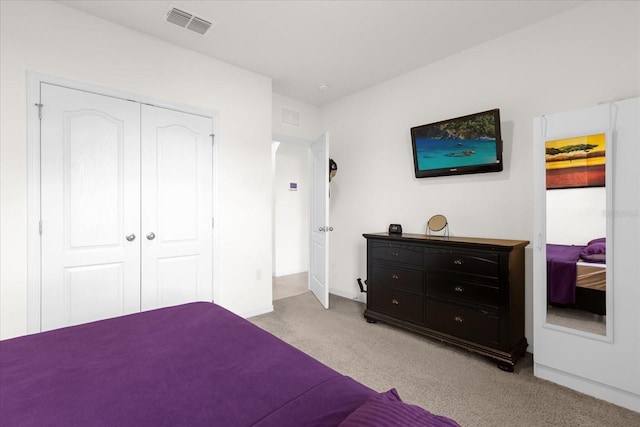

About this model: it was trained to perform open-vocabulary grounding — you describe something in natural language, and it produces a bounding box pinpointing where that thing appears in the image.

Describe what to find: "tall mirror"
[545,133,609,336]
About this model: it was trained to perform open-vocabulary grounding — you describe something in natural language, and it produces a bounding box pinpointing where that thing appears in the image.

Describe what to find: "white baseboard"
[241,305,274,319]
[329,287,366,303]
[273,269,308,278]
[535,363,640,413]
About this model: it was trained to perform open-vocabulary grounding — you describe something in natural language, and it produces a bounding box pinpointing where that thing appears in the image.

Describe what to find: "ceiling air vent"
[166,6,214,35]
[187,16,212,35]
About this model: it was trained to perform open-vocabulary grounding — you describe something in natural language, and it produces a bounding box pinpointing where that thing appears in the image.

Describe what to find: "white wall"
[273,143,309,276]
[547,187,606,245]
[321,1,639,349]
[0,0,273,339]
[273,93,322,142]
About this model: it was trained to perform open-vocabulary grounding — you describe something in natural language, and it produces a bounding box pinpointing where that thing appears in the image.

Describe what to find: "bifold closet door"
[140,105,213,311]
[40,84,142,331]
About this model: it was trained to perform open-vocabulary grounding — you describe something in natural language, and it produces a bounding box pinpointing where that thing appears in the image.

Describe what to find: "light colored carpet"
[272,272,308,300]
[546,306,606,336]
[250,292,640,426]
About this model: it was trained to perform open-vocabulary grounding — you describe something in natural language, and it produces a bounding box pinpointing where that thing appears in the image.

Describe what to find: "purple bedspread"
[547,244,586,304]
[0,302,377,426]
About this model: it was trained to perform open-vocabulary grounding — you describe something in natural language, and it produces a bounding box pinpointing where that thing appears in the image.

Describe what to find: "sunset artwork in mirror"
[545,133,606,190]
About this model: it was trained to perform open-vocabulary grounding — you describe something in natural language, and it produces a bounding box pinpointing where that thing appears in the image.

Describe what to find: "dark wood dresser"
[363,232,529,371]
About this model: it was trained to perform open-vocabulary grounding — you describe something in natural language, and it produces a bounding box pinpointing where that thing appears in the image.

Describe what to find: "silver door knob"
[126,233,136,242]
[146,232,156,240]
[318,226,325,232]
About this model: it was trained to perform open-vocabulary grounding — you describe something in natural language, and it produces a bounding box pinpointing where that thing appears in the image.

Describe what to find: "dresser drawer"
[425,299,500,347]
[370,264,423,293]
[424,250,499,280]
[368,286,424,324]
[426,277,499,309]
[369,241,423,266]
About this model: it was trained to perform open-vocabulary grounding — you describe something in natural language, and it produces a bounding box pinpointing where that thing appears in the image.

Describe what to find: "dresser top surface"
[363,232,529,250]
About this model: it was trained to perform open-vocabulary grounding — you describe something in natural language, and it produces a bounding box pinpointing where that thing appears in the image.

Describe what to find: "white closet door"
[140,105,213,311]
[40,84,141,331]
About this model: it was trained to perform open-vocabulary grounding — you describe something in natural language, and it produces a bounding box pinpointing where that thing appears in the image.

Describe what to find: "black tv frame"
[410,108,503,179]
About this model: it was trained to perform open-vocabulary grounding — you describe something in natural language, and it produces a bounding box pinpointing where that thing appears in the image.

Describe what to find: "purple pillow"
[581,239,606,263]
[338,388,460,427]
[588,237,606,246]
[581,252,606,263]
[582,242,605,255]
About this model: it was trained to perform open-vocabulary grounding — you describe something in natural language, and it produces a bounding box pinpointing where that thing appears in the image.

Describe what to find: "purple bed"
[547,238,606,307]
[547,243,586,304]
[0,302,459,426]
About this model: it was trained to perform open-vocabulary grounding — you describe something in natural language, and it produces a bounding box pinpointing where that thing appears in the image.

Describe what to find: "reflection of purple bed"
[0,302,459,426]
[547,238,606,307]
[547,244,586,304]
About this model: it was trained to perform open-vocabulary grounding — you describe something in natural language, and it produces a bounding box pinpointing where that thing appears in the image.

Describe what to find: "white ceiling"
[57,0,584,106]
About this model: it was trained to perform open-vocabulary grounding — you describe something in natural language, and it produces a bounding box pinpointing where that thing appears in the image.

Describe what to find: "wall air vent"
[166,6,214,35]
[281,107,301,127]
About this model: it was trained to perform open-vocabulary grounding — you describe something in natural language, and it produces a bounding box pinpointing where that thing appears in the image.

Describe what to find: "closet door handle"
[126,233,136,242]
[146,232,156,240]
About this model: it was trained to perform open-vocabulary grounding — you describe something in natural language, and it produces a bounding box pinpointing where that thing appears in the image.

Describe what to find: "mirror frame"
[427,214,447,232]
[541,129,614,342]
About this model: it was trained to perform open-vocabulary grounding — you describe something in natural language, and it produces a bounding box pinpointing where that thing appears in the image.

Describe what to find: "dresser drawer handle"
[453,259,464,265]
[392,274,399,280]
[391,299,399,305]
[454,316,464,323]
[391,251,399,256]
[454,286,464,292]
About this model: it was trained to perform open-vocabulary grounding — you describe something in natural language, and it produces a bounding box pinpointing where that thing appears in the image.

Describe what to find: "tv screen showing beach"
[411,109,502,177]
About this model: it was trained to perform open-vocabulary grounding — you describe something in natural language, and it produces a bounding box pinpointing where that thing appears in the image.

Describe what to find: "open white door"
[309,133,330,308]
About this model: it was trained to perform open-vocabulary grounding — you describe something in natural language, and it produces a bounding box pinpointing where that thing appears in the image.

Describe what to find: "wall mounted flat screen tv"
[411,108,503,178]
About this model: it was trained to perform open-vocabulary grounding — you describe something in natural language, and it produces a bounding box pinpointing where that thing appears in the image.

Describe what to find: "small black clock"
[388,224,403,234]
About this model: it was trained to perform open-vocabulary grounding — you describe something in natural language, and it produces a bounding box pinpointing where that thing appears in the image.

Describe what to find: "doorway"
[272,141,310,301]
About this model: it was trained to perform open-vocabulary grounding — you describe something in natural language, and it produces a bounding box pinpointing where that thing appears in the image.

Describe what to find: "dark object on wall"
[388,224,403,234]
[410,109,503,178]
[362,232,529,372]
[356,278,367,293]
[329,158,337,182]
